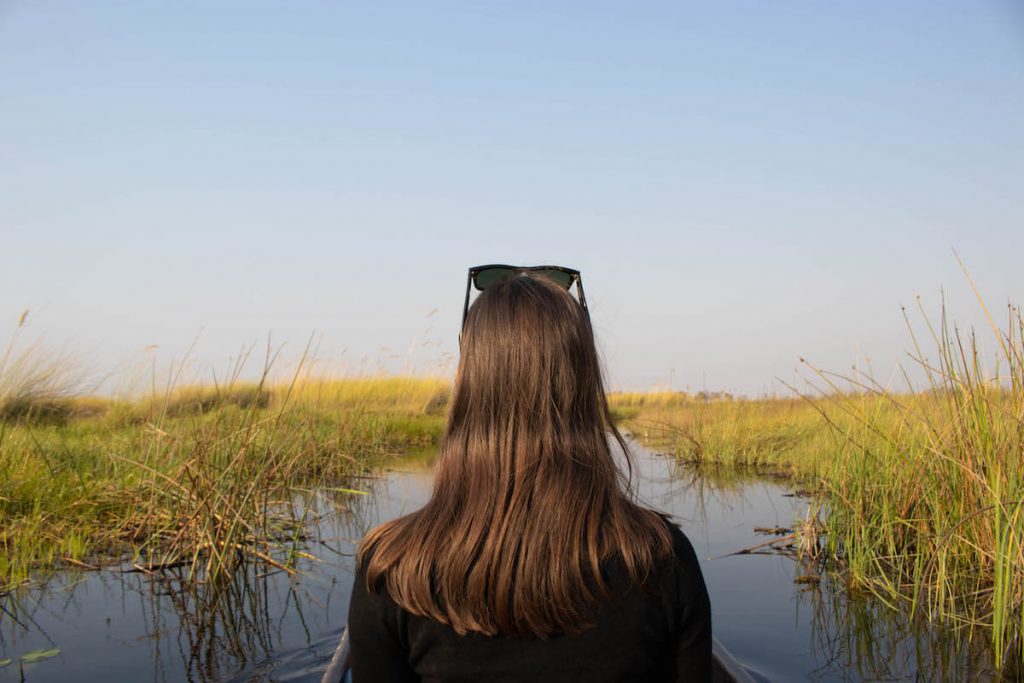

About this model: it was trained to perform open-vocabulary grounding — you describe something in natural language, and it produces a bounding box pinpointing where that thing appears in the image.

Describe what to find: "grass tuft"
[0,353,449,591]
[612,292,1024,666]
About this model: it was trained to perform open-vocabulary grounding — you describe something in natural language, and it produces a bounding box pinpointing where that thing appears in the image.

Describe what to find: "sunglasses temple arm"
[460,272,473,346]
[576,276,588,310]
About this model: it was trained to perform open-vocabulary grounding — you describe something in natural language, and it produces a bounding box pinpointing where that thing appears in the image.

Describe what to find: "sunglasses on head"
[461,264,588,334]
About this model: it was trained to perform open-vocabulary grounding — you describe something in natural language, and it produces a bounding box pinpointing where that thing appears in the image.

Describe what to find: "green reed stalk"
[612,287,1024,666]
[0,361,449,592]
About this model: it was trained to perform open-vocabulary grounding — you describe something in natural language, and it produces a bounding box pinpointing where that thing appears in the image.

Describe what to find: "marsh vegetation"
[612,296,1024,669]
[2,288,1022,672]
[0,332,448,593]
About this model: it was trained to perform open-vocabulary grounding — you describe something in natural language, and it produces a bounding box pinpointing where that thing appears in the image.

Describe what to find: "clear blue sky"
[2,1,1022,394]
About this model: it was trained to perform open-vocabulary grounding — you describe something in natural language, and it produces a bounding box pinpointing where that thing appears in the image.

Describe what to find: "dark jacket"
[347,519,712,682]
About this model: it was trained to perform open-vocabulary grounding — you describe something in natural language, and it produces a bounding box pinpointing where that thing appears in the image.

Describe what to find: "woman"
[348,270,712,681]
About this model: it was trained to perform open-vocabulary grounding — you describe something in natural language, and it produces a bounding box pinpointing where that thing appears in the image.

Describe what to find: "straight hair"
[359,274,672,638]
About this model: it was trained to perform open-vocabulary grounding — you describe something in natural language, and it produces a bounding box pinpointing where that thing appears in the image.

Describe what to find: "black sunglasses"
[461,264,588,333]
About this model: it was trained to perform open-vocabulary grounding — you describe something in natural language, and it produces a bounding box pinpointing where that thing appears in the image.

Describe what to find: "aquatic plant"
[0,311,85,423]
[806,286,1024,667]
[0,354,448,591]
[613,279,1024,667]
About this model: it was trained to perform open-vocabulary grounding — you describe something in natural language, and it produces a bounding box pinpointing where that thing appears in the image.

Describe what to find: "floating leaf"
[20,648,60,663]
[0,658,12,667]
[325,487,368,495]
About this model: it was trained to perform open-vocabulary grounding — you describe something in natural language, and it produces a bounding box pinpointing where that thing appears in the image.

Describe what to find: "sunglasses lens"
[473,267,516,290]
[472,267,576,291]
[536,270,574,289]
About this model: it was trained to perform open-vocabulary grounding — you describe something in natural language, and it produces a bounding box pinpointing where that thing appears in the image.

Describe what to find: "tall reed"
[0,311,84,422]
[805,293,1024,666]
[611,392,839,474]
[613,289,1024,666]
[0,361,449,591]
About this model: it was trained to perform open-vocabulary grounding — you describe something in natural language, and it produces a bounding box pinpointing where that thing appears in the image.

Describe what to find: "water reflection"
[0,443,1010,681]
[646,452,1009,681]
[798,569,1006,682]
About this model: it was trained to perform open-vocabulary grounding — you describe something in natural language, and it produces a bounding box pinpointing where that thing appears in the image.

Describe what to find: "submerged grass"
[0,355,449,591]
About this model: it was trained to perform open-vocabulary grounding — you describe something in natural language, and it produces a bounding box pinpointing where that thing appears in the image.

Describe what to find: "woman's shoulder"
[652,513,702,571]
[355,512,419,569]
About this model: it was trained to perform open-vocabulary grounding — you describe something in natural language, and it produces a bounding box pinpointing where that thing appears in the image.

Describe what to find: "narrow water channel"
[0,442,1000,682]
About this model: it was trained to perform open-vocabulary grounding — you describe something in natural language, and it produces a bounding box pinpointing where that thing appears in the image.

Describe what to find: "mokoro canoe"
[321,627,759,683]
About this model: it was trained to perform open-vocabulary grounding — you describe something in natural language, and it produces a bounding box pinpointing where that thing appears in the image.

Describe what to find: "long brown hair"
[359,273,671,638]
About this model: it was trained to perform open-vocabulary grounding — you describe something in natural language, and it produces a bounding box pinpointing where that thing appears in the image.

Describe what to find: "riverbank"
[0,442,999,681]
[611,306,1024,668]
[0,377,448,592]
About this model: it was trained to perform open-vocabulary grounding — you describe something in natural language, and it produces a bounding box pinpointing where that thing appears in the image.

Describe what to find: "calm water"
[0,443,1002,682]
